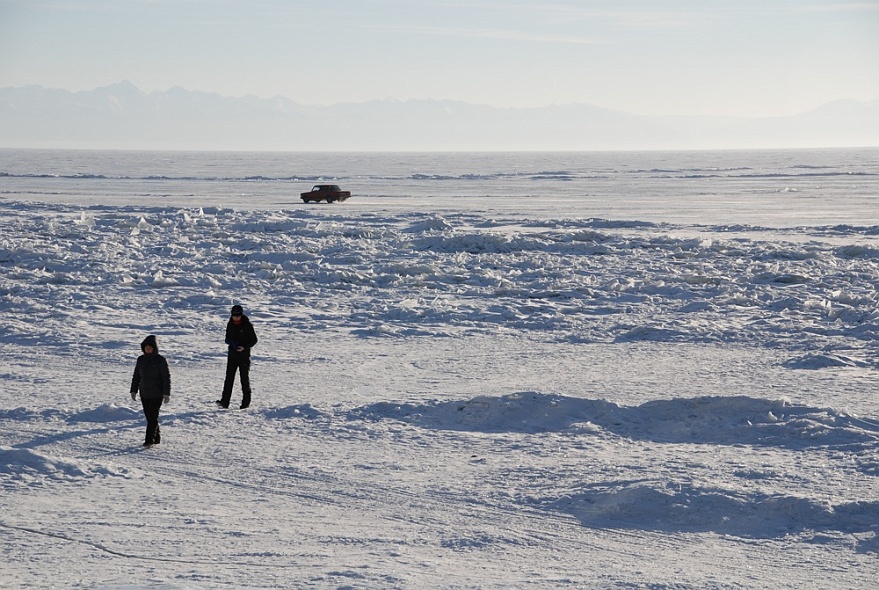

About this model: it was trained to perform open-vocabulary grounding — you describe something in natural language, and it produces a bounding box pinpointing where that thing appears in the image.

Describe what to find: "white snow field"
[1,149,878,589]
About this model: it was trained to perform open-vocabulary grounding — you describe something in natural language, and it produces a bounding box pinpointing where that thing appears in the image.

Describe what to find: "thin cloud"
[434,2,703,30]
[547,8,702,30]
[798,2,879,12]
[365,23,604,45]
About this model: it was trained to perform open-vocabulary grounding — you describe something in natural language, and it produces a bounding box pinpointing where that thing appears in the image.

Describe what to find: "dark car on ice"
[300,184,351,203]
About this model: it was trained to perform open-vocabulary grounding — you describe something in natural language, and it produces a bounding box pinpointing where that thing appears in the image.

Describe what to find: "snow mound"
[67,403,141,423]
[0,446,140,488]
[550,481,879,539]
[351,394,879,448]
[350,392,618,433]
[784,353,871,369]
[262,403,324,421]
[404,215,454,233]
[622,396,879,448]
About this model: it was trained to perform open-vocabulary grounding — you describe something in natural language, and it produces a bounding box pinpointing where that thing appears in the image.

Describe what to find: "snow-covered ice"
[1,148,878,588]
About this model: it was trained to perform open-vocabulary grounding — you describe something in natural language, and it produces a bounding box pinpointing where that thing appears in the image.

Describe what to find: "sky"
[1,0,878,118]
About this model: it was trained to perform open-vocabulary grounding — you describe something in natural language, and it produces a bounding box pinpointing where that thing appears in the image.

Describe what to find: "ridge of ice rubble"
[1,202,878,363]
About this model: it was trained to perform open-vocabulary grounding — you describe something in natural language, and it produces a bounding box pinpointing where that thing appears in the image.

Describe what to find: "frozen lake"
[1,148,878,589]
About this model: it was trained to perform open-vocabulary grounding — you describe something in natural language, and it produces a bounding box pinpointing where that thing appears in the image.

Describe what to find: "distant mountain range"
[1,80,877,151]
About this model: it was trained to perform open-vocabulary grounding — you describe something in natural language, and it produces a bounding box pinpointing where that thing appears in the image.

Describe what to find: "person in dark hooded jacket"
[216,304,258,409]
[130,334,171,446]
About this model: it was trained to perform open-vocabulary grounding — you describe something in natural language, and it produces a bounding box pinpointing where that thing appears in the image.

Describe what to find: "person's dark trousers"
[221,353,251,408]
[141,397,163,445]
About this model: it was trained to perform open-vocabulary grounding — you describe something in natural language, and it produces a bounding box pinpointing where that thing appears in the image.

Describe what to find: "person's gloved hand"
[163,395,170,404]
[130,391,137,401]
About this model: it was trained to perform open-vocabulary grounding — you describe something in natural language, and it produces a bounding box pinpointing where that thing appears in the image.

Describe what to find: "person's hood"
[140,334,159,353]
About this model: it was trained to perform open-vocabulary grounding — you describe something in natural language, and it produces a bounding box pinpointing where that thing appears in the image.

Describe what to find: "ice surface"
[1,149,878,588]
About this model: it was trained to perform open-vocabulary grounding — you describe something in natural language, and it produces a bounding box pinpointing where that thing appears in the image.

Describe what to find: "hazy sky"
[1,0,877,117]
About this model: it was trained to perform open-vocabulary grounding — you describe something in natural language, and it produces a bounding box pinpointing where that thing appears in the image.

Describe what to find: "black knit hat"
[231,304,244,316]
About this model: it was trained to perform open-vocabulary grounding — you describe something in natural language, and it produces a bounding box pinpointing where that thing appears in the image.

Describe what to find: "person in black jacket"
[216,304,258,409]
[130,334,171,447]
